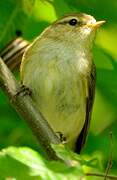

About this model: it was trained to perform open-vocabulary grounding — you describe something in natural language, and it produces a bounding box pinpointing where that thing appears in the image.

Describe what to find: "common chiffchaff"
[20,13,105,153]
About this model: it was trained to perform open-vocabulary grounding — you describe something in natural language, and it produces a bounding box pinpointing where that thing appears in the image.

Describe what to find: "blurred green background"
[0,0,117,175]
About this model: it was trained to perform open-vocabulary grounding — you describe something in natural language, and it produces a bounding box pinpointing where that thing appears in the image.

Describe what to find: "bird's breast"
[27,59,88,149]
[21,39,91,149]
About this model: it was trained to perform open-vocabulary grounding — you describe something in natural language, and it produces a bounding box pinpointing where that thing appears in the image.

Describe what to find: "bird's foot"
[15,85,32,97]
[56,132,67,144]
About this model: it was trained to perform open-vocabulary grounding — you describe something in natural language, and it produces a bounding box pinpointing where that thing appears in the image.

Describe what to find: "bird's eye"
[69,19,78,26]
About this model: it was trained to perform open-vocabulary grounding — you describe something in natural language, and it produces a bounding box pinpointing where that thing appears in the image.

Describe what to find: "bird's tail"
[0,37,29,71]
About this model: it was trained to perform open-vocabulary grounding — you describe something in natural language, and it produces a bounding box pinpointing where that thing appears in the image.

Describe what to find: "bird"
[20,13,105,153]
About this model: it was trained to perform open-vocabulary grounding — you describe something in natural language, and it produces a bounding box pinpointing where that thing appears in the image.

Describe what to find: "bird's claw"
[15,85,32,97]
[56,131,67,144]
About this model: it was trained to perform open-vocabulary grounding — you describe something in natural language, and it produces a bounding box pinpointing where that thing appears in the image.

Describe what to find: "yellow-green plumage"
[20,13,103,152]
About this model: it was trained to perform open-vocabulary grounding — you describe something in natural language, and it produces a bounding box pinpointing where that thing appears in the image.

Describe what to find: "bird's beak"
[87,20,106,29]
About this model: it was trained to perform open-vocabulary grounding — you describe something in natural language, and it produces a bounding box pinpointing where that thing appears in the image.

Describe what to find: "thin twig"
[86,133,115,180]
[104,131,114,180]
[0,57,61,161]
[86,173,117,180]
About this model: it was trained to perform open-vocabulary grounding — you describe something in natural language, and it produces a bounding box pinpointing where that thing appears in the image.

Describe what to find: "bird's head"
[45,13,105,49]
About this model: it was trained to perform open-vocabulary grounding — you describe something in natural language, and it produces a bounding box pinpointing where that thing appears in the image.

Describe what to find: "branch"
[0,56,61,160]
[86,173,117,180]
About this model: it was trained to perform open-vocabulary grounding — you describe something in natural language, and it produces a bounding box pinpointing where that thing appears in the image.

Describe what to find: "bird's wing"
[75,63,96,153]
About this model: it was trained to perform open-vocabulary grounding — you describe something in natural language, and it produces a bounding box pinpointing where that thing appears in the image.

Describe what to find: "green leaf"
[0,146,102,180]
[0,146,83,179]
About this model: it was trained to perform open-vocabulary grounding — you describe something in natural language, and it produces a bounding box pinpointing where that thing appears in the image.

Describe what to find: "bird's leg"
[56,132,67,144]
[15,84,32,97]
